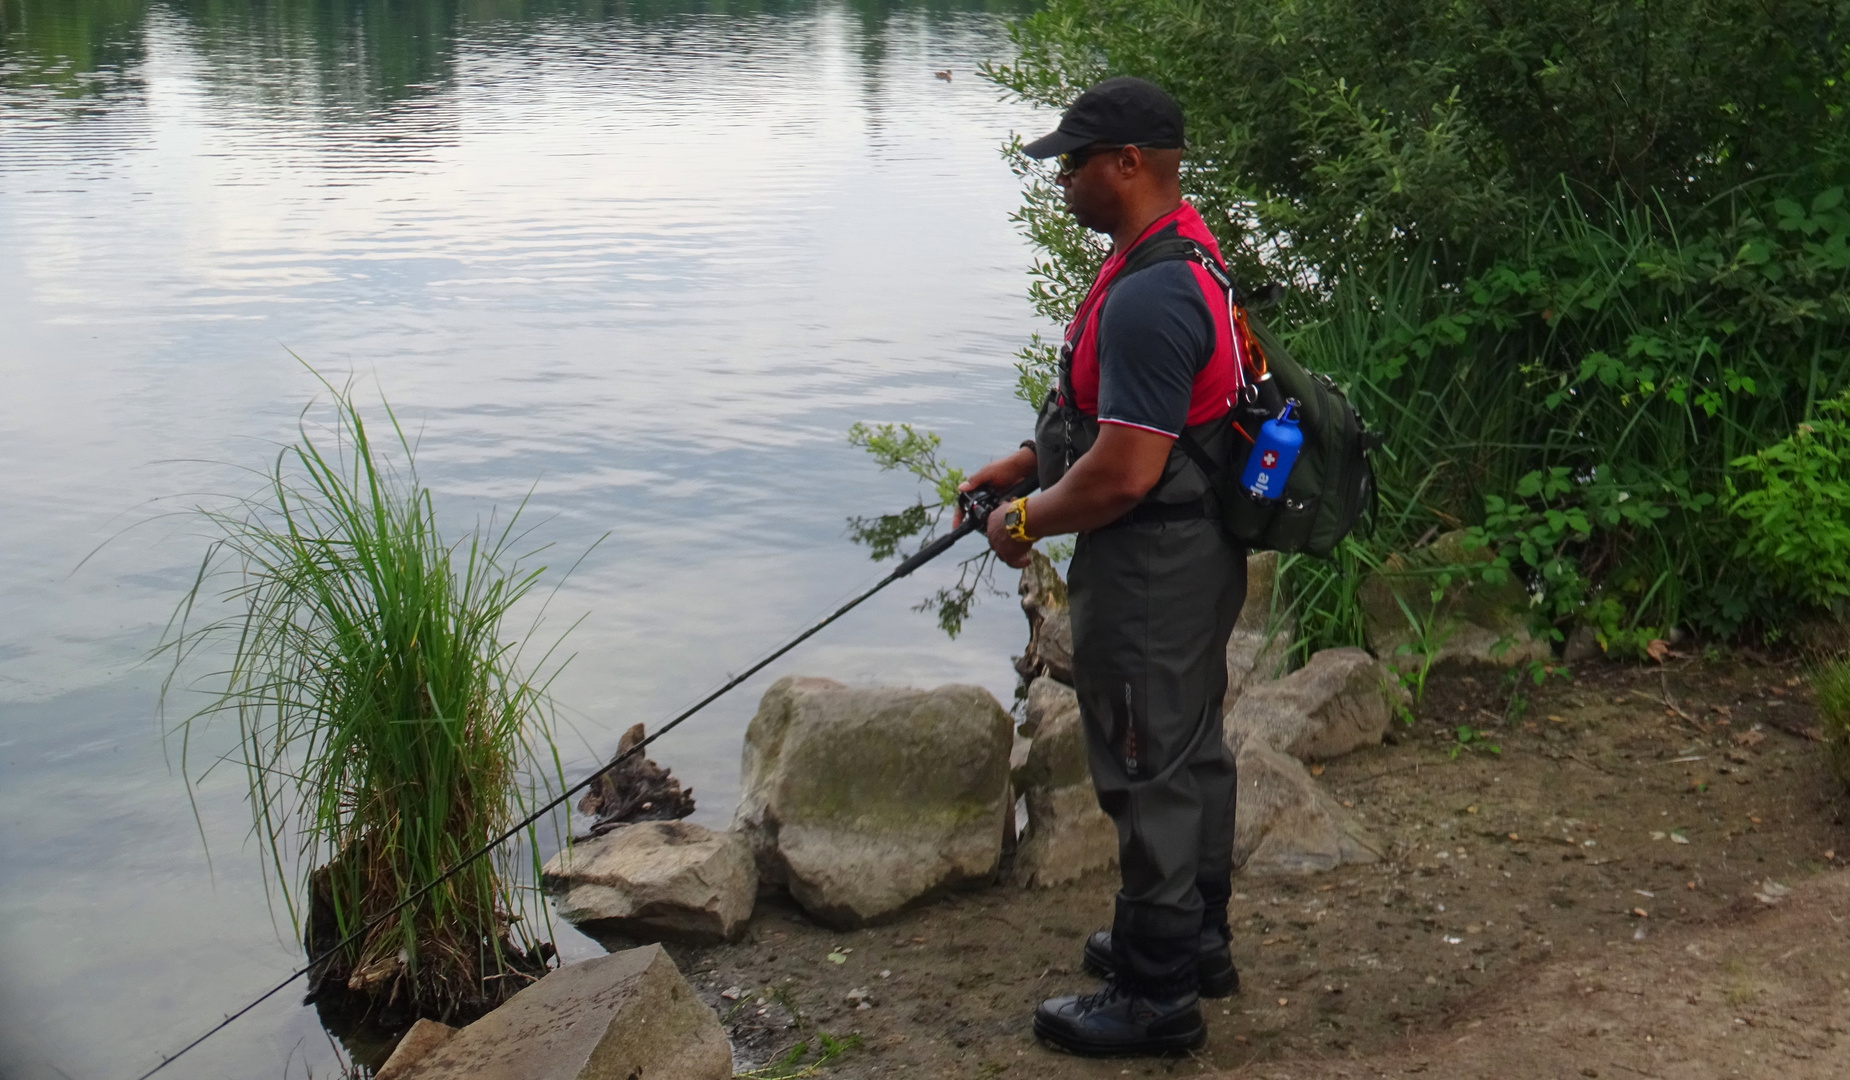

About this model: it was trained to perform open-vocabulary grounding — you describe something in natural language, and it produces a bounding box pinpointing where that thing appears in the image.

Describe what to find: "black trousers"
[1068,516,1245,995]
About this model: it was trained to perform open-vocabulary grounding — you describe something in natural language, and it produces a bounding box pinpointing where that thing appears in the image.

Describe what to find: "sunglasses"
[1055,144,1126,177]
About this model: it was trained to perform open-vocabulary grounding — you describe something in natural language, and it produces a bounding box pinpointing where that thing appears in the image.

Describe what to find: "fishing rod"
[131,476,1037,1080]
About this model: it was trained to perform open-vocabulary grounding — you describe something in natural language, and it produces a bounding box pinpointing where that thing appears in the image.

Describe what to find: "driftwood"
[576,723,695,836]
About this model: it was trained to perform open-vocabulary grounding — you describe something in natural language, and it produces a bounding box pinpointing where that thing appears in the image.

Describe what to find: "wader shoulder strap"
[1114,233,1242,301]
[1174,428,1223,479]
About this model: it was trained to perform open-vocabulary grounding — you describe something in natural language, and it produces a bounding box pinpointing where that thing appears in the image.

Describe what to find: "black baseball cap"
[1023,76,1185,159]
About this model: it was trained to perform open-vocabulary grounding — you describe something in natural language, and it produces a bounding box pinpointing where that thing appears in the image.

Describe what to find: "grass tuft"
[1812,658,1850,791]
[158,370,569,1021]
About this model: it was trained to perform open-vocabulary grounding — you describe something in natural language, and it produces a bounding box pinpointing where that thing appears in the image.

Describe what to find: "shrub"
[1729,390,1850,616]
[159,376,565,1021]
[979,0,1850,650]
[988,0,1850,284]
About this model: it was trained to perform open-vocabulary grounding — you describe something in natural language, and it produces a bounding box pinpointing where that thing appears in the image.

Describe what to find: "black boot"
[1032,979,1205,1057]
[1082,928,1240,997]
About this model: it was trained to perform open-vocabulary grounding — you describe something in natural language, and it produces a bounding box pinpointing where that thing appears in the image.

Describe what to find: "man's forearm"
[1018,425,1174,538]
[1024,454,1149,536]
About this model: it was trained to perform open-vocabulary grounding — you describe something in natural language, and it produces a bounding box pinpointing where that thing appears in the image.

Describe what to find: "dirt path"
[668,658,1848,1079]
[1240,864,1850,1080]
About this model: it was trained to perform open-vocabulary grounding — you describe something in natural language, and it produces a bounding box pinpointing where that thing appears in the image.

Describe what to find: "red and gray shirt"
[1062,202,1244,439]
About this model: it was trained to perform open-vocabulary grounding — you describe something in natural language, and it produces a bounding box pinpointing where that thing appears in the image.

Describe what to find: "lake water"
[0,2,1052,1075]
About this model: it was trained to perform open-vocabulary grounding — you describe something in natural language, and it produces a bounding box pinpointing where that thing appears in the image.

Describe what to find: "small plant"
[1449,725,1501,759]
[1387,582,1458,707]
[159,373,567,1022]
[735,1032,864,1079]
[1501,660,1569,724]
[1813,657,1850,790]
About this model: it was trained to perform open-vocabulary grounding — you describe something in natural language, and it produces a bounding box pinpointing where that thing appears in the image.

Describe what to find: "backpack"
[1112,234,1380,557]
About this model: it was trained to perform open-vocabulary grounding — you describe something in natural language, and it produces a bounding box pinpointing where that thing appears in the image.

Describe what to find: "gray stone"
[1012,677,1083,792]
[375,1019,455,1080]
[1562,623,1603,664]
[731,676,1013,927]
[1227,647,1409,762]
[1016,552,1073,685]
[1009,677,1116,887]
[1009,732,1033,778]
[1359,530,1550,670]
[1233,742,1383,875]
[1016,783,1118,887]
[1226,551,1296,707]
[542,820,757,944]
[387,946,730,1080]
[1020,671,1078,739]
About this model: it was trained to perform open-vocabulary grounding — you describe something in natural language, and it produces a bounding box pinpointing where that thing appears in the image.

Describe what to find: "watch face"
[1005,508,1023,531]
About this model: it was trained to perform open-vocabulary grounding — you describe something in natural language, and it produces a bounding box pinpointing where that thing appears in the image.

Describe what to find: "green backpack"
[1117,236,1380,557]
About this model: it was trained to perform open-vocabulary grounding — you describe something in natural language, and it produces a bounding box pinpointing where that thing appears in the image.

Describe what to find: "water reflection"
[0,0,1047,1077]
[2,0,1030,112]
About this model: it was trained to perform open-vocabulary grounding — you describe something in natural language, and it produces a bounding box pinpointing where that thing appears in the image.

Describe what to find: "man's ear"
[1115,144,1146,178]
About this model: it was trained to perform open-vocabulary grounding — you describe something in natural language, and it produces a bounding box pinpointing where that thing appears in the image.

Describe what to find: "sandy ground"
[664,656,1849,1079]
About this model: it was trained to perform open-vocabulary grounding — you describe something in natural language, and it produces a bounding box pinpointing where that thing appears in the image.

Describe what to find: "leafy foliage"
[845,422,1002,636]
[1729,389,1850,612]
[988,0,1850,282]
[989,0,1850,648]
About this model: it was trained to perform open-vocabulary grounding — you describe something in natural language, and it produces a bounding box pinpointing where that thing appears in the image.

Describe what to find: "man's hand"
[954,446,1036,527]
[985,498,1036,568]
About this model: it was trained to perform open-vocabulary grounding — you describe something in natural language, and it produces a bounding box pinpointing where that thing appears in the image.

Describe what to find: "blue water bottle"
[1241,400,1303,500]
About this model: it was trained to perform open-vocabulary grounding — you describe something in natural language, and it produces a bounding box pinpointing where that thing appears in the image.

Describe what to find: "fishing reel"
[956,482,1012,531]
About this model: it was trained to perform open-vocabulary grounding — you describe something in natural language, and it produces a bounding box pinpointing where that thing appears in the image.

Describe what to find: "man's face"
[1054,144,1122,234]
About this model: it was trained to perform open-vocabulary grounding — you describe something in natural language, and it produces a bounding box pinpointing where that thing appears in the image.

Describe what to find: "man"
[958,76,1251,1056]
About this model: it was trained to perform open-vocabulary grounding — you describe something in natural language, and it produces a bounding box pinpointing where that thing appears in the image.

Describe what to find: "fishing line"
[130,478,1033,1080]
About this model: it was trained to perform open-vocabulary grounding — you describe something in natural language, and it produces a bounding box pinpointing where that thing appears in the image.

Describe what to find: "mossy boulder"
[731,676,1013,927]
[1359,530,1550,670]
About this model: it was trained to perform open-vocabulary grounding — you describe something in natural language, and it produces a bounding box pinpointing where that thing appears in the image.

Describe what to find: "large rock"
[542,821,757,944]
[731,676,1013,927]
[375,1019,456,1080]
[1010,677,1116,887]
[1015,552,1074,685]
[386,945,730,1080]
[1227,647,1409,762]
[1359,530,1549,669]
[1226,551,1296,706]
[1234,742,1383,875]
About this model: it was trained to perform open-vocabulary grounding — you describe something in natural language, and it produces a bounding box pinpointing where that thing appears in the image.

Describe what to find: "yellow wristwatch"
[1003,496,1033,543]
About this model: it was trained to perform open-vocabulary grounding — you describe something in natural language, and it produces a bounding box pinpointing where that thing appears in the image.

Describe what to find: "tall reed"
[160,375,566,1021]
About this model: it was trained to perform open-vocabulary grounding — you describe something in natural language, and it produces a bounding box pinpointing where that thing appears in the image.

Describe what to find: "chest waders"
[1032,222,1248,998]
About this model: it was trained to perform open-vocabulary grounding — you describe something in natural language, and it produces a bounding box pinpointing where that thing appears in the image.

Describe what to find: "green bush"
[989,0,1850,283]
[1730,390,1850,615]
[980,0,1850,649]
